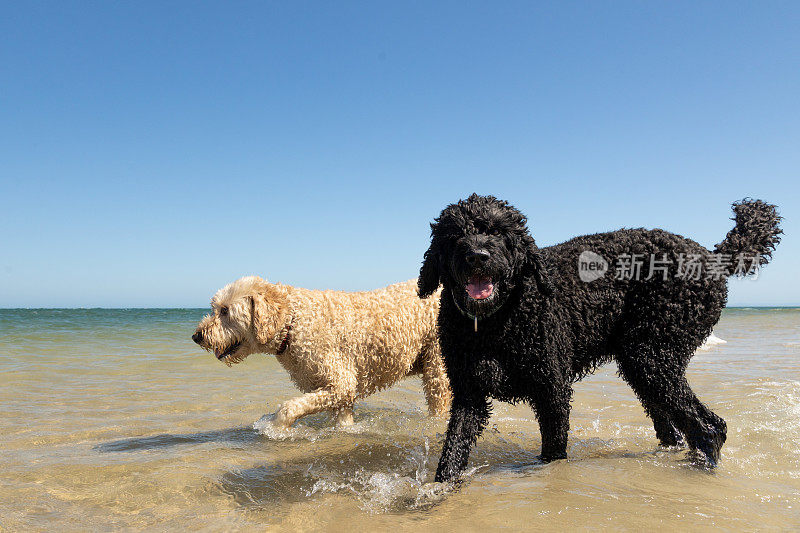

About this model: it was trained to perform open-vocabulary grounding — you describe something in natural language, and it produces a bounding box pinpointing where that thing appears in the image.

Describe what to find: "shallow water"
[1,308,799,530]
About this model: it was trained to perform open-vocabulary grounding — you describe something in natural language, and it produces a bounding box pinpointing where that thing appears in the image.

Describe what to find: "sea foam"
[697,333,727,351]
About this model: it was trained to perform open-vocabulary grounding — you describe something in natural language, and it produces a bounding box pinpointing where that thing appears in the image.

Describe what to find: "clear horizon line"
[2,305,799,310]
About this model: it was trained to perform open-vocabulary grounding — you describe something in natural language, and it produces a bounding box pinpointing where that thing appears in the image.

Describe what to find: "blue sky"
[1,1,798,307]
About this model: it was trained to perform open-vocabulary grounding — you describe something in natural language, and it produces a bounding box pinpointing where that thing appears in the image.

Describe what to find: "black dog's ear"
[418,246,441,298]
[418,229,441,299]
[524,236,553,296]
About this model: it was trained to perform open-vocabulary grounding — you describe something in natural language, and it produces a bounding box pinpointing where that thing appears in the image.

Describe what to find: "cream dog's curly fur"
[193,276,451,428]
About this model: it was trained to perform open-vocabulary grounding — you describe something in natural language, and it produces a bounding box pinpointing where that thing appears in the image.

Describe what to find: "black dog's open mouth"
[215,341,241,360]
[466,275,494,300]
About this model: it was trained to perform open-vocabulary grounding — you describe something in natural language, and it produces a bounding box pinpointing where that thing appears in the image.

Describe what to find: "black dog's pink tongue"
[466,276,494,299]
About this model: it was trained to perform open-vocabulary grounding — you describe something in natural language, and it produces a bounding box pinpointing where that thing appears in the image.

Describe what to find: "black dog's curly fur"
[419,194,781,482]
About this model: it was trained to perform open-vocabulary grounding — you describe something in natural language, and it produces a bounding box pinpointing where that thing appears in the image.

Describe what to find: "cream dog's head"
[192,276,288,366]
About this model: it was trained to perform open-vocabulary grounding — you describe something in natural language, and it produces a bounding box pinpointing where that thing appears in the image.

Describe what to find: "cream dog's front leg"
[333,406,354,426]
[273,387,353,428]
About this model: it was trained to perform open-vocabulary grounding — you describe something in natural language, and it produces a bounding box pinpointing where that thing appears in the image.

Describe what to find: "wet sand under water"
[1,308,799,530]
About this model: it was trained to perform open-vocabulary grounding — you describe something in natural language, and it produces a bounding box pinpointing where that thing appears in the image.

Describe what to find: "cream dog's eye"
[220,306,229,317]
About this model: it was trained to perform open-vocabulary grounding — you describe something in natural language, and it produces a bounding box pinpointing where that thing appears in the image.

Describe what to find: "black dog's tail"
[714,199,782,270]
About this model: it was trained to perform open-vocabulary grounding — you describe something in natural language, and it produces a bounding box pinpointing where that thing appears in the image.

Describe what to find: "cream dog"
[192,276,450,428]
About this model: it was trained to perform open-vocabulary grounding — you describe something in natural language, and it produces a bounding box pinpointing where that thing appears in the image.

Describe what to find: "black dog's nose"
[192,331,203,345]
[466,249,490,266]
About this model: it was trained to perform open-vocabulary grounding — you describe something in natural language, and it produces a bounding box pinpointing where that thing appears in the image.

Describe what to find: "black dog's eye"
[219,306,229,317]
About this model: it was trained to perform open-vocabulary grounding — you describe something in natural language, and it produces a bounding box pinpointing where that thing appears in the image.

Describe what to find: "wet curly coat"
[419,194,781,482]
[193,277,451,428]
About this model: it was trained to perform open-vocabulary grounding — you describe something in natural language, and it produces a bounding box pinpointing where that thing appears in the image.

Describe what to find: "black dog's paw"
[684,433,724,468]
[537,451,568,463]
[685,449,716,469]
[696,439,724,468]
[694,423,726,467]
[656,430,686,449]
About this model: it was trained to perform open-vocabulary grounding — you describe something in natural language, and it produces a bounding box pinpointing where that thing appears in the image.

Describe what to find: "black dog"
[419,194,781,482]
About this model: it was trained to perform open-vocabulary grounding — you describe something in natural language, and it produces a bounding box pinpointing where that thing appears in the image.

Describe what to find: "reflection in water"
[95,427,258,453]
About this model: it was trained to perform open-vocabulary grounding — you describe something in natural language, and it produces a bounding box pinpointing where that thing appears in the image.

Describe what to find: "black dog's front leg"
[435,396,492,482]
[530,382,572,462]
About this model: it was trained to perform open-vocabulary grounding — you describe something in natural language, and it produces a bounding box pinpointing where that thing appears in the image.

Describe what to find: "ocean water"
[1,308,799,530]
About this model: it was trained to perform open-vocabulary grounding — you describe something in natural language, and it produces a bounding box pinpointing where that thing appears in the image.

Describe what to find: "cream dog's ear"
[250,287,285,345]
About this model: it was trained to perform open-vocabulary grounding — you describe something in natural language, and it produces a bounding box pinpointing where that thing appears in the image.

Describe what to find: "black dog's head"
[418,194,551,318]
